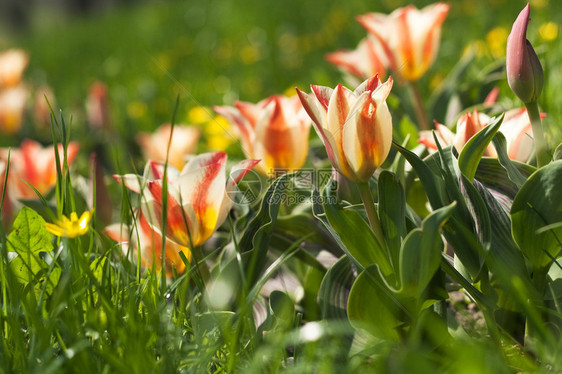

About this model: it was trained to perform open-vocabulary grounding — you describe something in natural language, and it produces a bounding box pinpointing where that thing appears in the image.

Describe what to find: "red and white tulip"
[0,139,80,199]
[114,152,259,247]
[105,212,190,277]
[418,108,540,162]
[297,75,393,183]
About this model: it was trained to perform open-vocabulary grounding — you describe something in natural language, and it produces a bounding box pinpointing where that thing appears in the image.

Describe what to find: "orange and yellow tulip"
[115,152,258,248]
[105,212,190,277]
[214,95,311,176]
[357,3,450,82]
[136,123,201,170]
[297,75,393,183]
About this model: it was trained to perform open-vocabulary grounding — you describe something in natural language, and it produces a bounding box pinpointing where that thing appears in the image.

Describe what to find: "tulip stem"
[525,101,549,168]
[356,182,385,248]
[408,81,430,131]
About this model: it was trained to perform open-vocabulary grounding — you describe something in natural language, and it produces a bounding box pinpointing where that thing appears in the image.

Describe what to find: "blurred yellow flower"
[486,27,508,58]
[539,22,558,41]
[127,101,147,119]
[530,0,548,9]
[46,211,92,238]
[188,106,213,124]
[205,116,234,150]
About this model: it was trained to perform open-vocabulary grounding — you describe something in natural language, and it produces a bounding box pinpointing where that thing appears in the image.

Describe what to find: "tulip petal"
[146,181,196,246]
[252,98,308,174]
[213,105,255,158]
[342,92,392,181]
[297,88,349,177]
[176,153,227,244]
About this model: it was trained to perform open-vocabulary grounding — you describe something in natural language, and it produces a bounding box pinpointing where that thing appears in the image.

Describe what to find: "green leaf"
[318,256,355,321]
[322,179,393,277]
[491,132,528,189]
[475,158,535,199]
[269,290,295,326]
[393,142,446,209]
[239,173,292,286]
[511,160,562,268]
[553,143,562,161]
[458,114,504,182]
[378,171,406,269]
[7,206,53,254]
[399,203,455,297]
[347,264,401,341]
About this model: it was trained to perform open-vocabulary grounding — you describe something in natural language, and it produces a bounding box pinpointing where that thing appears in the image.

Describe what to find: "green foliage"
[511,160,562,269]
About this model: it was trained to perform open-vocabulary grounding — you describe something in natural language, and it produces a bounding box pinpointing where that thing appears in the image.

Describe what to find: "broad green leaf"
[471,179,538,310]
[491,132,527,189]
[458,114,503,182]
[239,173,292,286]
[7,206,53,254]
[425,147,485,277]
[347,264,401,341]
[269,290,295,326]
[378,171,406,269]
[554,143,562,161]
[399,203,455,297]
[318,256,355,321]
[393,142,446,209]
[9,253,61,299]
[459,175,492,252]
[322,179,393,278]
[475,158,535,199]
[511,160,562,269]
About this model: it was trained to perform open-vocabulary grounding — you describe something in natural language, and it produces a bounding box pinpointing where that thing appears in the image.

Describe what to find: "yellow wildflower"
[46,211,92,238]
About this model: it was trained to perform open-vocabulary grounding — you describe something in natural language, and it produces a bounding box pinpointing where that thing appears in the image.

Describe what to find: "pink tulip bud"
[506,4,543,104]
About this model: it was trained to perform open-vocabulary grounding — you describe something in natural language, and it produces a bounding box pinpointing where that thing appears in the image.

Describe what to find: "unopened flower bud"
[506,4,543,104]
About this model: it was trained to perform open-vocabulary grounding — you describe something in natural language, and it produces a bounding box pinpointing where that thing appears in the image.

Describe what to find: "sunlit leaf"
[511,160,562,269]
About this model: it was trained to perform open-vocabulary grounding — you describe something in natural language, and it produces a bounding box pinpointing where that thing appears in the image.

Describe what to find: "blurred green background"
[0,0,560,163]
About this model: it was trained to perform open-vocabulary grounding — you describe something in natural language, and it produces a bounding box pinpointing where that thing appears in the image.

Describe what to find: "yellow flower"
[46,211,92,238]
[539,22,558,41]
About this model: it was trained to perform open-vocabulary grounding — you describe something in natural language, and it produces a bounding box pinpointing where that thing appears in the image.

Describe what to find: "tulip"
[418,108,541,163]
[33,85,56,129]
[506,4,543,105]
[0,139,80,199]
[105,212,190,277]
[506,4,548,168]
[357,3,450,82]
[114,152,259,248]
[214,95,311,177]
[297,75,393,183]
[136,123,201,170]
[0,85,28,135]
[0,49,28,88]
[500,108,542,162]
[86,81,111,130]
[325,36,387,85]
